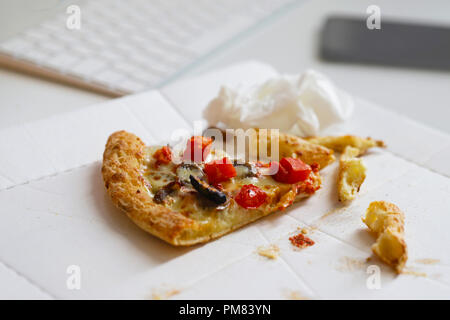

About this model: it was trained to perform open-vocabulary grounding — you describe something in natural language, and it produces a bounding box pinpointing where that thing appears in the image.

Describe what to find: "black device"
[320,16,450,71]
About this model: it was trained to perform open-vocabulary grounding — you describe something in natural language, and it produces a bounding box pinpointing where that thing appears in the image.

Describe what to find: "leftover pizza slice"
[102,130,331,246]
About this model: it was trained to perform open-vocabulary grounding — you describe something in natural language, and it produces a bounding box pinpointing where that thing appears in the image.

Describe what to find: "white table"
[1,0,450,133]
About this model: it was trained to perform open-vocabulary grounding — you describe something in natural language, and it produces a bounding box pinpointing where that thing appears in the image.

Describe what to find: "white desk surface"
[0,61,449,299]
[1,0,450,133]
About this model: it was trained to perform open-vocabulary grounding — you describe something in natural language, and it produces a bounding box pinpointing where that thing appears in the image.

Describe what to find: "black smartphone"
[320,16,450,71]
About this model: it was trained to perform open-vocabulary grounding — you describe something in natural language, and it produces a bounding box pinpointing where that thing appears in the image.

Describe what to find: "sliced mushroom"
[154,181,179,204]
[233,160,258,178]
[176,163,204,186]
[189,175,227,205]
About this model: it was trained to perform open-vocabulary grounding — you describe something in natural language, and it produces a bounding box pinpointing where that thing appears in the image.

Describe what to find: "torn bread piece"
[306,135,385,154]
[338,146,367,202]
[257,244,280,259]
[362,201,408,273]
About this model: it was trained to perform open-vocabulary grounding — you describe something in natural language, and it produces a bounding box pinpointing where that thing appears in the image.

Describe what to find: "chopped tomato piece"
[235,184,267,209]
[204,157,237,184]
[272,157,311,184]
[254,161,270,168]
[153,146,172,167]
[183,136,213,162]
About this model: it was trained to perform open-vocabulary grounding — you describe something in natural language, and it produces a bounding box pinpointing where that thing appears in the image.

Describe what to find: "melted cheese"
[143,146,315,233]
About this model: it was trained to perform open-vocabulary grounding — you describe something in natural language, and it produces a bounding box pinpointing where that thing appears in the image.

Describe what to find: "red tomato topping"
[204,157,237,184]
[153,146,172,167]
[235,184,267,209]
[272,157,311,184]
[183,136,213,162]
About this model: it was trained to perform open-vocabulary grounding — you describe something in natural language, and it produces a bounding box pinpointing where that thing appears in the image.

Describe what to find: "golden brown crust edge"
[101,130,196,246]
[278,132,336,169]
[305,135,385,155]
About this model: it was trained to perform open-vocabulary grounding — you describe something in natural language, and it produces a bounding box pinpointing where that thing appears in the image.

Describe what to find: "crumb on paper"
[257,244,280,260]
[296,226,317,234]
[320,206,348,219]
[151,288,181,300]
[415,258,439,265]
[336,256,368,273]
[289,233,315,249]
[401,268,427,278]
[430,273,443,281]
[285,290,310,300]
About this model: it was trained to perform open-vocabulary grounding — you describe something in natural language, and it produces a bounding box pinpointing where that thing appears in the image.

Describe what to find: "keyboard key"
[0,37,32,55]
[71,44,96,57]
[117,79,147,93]
[43,53,80,71]
[71,58,108,78]
[20,50,50,65]
[38,41,65,54]
[40,20,66,34]
[114,61,141,74]
[129,52,176,76]
[91,70,125,87]
[98,49,123,62]
[23,29,50,43]
[127,68,160,85]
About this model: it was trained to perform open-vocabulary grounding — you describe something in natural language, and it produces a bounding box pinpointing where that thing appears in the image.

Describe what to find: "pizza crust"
[337,146,367,202]
[362,201,408,273]
[102,130,195,245]
[102,130,321,246]
[305,135,385,154]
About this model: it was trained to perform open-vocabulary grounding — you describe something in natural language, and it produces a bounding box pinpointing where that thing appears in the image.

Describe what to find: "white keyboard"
[0,0,299,95]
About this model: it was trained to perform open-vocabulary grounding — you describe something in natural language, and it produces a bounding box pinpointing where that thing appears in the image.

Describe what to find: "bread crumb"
[257,244,280,260]
[336,256,367,272]
[151,288,181,300]
[296,226,317,234]
[286,290,310,300]
[320,206,347,219]
[402,269,427,278]
[296,227,308,234]
[415,258,439,265]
